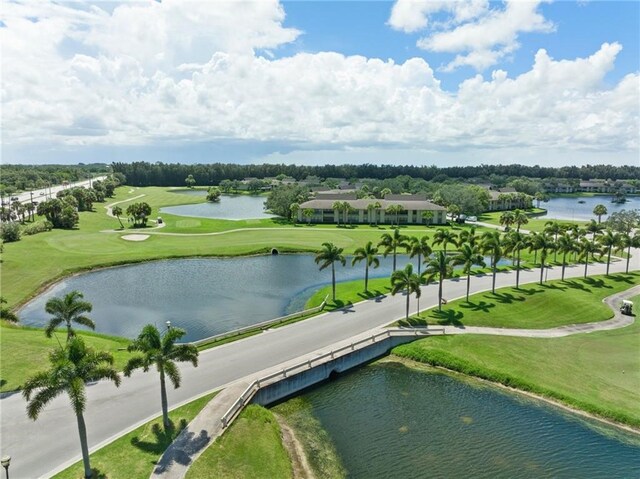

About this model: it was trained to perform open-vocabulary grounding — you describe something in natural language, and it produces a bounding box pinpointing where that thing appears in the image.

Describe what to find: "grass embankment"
[54,392,216,479]
[186,405,293,479]
[0,322,131,392]
[393,293,640,428]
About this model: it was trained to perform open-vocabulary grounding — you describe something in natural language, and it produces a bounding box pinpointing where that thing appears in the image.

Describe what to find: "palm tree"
[503,231,527,288]
[530,233,555,285]
[458,226,478,248]
[421,210,434,226]
[112,205,125,229]
[124,324,199,430]
[391,264,422,319]
[598,229,621,276]
[385,204,403,226]
[432,228,457,254]
[578,237,599,278]
[332,201,343,226]
[373,201,382,226]
[513,209,529,232]
[352,241,380,292]
[585,219,604,261]
[378,228,408,271]
[452,243,486,301]
[406,235,432,276]
[481,230,503,294]
[302,208,314,224]
[315,242,346,300]
[556,233,578,281]
[544,221,564,262]
[593,204,607,224]
[619,232,640,274]
[527,231,541,264]
[23,337,121,479]
[423,251,453,312]
[379,187,392,199]
[366,202,376,225]
[45,291,95,341]
[499,211,515,231]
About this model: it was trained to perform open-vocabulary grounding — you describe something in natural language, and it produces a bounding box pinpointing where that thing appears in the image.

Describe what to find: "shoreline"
[382,356,640,436]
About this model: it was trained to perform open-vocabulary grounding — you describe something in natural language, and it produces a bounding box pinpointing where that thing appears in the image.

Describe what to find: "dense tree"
[378,229,408,271]
[264,185,309,220]
[391,263,422,319]
[45,290,95,341]
[593,204,608,224]
[185,174,196,188]
[605,210,640,234]
[452,243,486,301]
[126,202,152,227]
[0,297,19,322]
[206,187,221,202]
[37,198,79,229]
[433,184,490,216]
[23,337,121,479]
[423,251,453,312]
[0,222,21,242]
[352,241,380,292]
[315,242,346,301]
[124,324,199,430]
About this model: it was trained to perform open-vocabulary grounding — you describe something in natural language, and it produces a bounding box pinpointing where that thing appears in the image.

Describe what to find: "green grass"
[272,397,345,479]
[478,208,584,233]
[186,405,293,479]
[393,293,640,427]
[0,322,131,392]
[54,392,216,479]
[397,272,640,329]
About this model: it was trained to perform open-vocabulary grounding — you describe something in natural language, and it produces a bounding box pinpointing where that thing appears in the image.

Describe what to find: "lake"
[160,191,277,220]
[541,195,637,222]
[19,254,507,342]
[295,362,640,478]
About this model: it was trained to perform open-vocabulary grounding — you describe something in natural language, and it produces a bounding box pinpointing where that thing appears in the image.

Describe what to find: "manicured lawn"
[186,405,292,479]
[397,272,640,329]
[393,293,640,427]
[0,322,131,392]
[478,208,583,233]
[54,392,216,479]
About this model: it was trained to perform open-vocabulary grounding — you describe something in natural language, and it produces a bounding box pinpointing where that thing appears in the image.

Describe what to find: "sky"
[1,0,639,167]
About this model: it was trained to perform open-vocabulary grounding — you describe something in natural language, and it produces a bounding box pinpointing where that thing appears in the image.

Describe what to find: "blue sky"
[1,1,639,167]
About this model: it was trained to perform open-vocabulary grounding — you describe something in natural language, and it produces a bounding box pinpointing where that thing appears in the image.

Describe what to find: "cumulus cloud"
[390,0,555,71]
[1,1,638,161]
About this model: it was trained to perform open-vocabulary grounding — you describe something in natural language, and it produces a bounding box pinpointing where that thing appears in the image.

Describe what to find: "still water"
[298,362,640,478]
[542,196,636,222]
[160,192,277,220]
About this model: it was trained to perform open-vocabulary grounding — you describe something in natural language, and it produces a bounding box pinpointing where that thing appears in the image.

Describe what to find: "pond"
[19,254,508,342]
[160,191,277,220]
[293,362,640,478]
[541,195,637,222]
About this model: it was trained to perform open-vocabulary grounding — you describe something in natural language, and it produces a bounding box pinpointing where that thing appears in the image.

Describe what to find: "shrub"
[22,221,53,236]
[0,222,21,242]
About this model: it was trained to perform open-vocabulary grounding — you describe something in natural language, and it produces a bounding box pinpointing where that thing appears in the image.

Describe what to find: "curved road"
[2,253,639,478]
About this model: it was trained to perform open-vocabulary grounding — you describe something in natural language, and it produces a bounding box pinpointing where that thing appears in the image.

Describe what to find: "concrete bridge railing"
[220,326,445,428]
[189,295,329,348]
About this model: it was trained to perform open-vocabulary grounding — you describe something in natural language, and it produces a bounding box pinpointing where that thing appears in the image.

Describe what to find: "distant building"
[485,187,532,211]
[297,193,446,225]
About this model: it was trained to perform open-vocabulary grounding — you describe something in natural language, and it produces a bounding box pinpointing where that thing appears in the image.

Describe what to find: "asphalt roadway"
[1,253,639,478]
[6,176,107,206]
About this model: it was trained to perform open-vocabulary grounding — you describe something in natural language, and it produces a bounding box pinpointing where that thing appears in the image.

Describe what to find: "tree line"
[0,164,109,195]
[111,162,640,187]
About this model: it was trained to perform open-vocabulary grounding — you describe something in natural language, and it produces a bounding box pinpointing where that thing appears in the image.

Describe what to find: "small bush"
[22,220,53,236]
[0,222,21,242]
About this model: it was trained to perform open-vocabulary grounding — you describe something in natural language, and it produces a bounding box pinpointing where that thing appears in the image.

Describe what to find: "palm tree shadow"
[461,301,495,313]
[152,428,211,472]
[563,280,591,293]
[430,309,464,326]
[491,292,526,304]
[130,419,188,457]
[607,274,636,285]
[87,469,108,479]
[583,277,612,289]
[357,289,385,300]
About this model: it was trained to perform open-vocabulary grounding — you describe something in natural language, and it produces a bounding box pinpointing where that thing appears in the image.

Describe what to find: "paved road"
[2,253,639,478]
[5,176,107,206]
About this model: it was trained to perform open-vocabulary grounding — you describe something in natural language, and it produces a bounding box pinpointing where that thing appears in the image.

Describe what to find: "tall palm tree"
[378,228,408,271]
[111,205,125,229]
[406,235,432,276]
[452,243,486,301]
[352,241,380,292]
[458,226,478,248]
[332,201,343,226]
[544,221,563,262]
[124,324,199,430]
[423,251,453,312]
[499,211,515,231]
[530,233,555,285]
[503,230,527,288]
[556,233,578,281]
[45,290,95,341]
[391,263,422,319]
[585,219,604,261]
[598,229,621,276]
[315,242,346,300]
[481,231,503,294]
[23,338,121,479]
[619,232,640,274]
[373,201,382,226]
[593,204,607,224]
[366,202,376,225]
[578,237,599,278]
[527,231,540,264]
[513,209,529,232]
[432,228,457,254]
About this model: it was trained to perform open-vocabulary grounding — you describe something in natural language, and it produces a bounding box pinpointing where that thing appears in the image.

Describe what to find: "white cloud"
[1,1,638,164]
[388,0,489,33]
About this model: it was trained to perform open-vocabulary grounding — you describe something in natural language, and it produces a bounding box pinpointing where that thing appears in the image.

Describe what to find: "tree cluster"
[264,185,310,219]
[126,202,152,227]
[0,164,109,194]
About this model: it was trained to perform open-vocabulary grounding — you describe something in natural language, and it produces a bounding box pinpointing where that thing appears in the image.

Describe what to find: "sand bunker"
[121,234,150,242]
